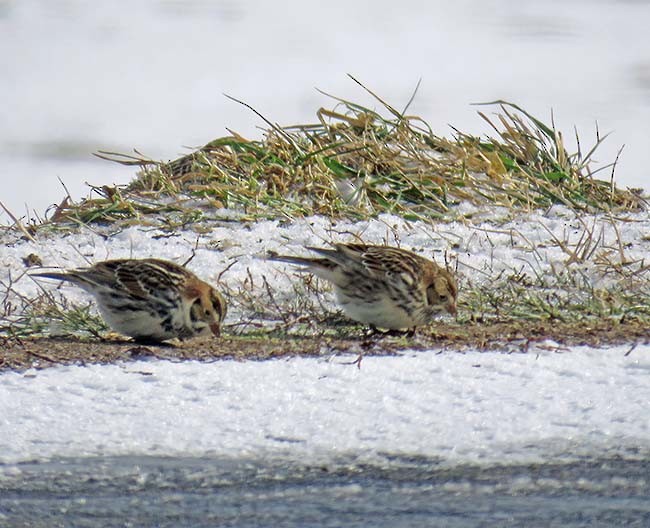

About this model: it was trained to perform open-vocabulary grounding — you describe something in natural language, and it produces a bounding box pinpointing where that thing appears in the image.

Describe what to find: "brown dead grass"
[2,318,647,372]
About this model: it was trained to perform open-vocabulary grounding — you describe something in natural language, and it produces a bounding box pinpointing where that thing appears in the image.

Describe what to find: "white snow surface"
[1,346,649,466]
[1,210,650,466]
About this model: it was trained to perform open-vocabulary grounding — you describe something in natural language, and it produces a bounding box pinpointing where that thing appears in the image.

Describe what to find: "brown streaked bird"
[31,258,227,343]
[269,243,457,331]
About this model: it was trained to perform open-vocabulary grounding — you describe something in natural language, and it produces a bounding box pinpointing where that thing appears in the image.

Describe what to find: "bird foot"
[365,326,415,338]
[343,353,363,369]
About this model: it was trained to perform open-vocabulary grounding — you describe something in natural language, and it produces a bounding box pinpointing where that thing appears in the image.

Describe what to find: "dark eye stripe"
[189,299,202,322]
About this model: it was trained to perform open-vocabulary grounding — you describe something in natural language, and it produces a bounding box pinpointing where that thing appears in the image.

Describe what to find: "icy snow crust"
[1,209,649,465]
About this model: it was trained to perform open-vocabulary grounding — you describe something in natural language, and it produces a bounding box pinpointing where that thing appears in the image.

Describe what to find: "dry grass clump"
[44,79,643,228]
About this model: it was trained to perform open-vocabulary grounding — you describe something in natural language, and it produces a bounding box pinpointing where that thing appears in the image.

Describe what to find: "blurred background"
[2,0,649,222]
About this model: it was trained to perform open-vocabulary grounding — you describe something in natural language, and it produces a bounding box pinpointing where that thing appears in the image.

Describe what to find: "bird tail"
[266,251,317,267]
[29,270,72,282]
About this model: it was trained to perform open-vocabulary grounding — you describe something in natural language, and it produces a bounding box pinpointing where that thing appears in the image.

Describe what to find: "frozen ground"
[1,209,649,467]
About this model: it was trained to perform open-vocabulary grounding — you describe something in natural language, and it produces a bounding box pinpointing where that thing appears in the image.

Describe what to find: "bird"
[268,243,457,332]
[31,258,227,343]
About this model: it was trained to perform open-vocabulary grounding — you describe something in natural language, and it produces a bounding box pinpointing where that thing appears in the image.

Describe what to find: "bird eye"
[427,284,451,306]
[204,308,212,317]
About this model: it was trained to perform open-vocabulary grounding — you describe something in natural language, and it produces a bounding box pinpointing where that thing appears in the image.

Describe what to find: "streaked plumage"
[269,243,457,331]
[31,258,227,342]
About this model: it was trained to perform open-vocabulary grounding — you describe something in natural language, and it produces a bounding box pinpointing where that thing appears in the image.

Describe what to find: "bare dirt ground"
[1,319,647,372]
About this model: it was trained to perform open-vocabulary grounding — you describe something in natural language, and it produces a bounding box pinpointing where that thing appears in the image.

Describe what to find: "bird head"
[425,268,458,316]
[189,285,227,337]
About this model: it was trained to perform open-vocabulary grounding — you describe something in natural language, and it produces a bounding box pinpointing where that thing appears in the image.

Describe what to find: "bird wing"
[340,244,423,283]
[82,260,150,299]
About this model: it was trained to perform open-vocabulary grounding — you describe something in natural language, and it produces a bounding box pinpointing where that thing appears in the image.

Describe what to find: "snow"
[1,345,648,466]
[1,209,650,466]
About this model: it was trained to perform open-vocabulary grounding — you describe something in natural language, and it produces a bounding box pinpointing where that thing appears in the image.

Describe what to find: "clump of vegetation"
[41,77,642,228]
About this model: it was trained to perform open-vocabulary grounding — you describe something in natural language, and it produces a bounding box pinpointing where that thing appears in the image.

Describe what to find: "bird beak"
[209,322,221,337]
[447,301,457,316]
